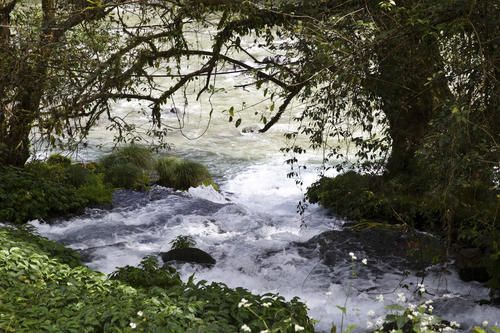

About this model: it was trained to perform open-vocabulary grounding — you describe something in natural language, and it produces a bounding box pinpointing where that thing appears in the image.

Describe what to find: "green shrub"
[76,173,114,205]
[0,166,86,224]
[306,171,440,228]
[155,156,213,190]
[0,161,113,224]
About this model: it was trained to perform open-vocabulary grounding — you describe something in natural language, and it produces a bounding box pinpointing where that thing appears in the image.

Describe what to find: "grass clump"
[155,156,213,190]
[0,226,314,332]
[100,145,153,190]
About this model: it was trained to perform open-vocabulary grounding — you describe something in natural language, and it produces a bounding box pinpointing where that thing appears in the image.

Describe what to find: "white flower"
[425,299,433,305]
[376,294,384,303]
[450,321,460,328]
[241,324,252,332]
[376,317,384,326]
[367,321,374,329]
[349,252,357,260]
[130,322,137,329]
[362,258,368,265]
[238,298,252,308]
[262,302,272,307]
[137,311,143,317]
[367,310,375,317]
[260,330,269,333]
[482,321,489,327]
[389,0,396,5]
[294,324,305,331]
[428,305,434,313]
[407,314,414,320]
[443,327,453,332]
[325,291,332,296]
[408,303,416,310]
[397,293,406,303]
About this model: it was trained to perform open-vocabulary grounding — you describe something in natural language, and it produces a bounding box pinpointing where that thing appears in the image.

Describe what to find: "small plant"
[170,235,196,250]
[109,256,182,289]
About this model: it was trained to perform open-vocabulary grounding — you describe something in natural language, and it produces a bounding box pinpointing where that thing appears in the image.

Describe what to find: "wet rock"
[79,241,128,263]
[262,55,287,64]
[169,107,181,114]
[295,226,446,280]
[161,247,216,266]
[454,247,490,283]
[241,126,260,134]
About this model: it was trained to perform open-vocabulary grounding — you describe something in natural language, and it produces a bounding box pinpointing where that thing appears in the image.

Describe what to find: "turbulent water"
[30,30,500,332]
[31,154,500,332]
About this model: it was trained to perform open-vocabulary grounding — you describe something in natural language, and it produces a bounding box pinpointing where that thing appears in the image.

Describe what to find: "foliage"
[307,172,441,230]
[109,255,182,289]
[0,225,81,268]
[46,153,72,167]
[155,156,213,191]
[170,235,197,250]
[0,156,113,224]
[0,227,314,332]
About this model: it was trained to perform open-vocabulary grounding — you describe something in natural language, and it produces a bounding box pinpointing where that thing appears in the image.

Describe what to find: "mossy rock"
[155,156,213,191]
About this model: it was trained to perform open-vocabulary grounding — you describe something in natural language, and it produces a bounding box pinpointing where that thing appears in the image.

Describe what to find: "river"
[30,29,500,332]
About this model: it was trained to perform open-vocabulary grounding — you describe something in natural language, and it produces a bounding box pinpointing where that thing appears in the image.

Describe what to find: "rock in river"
[161,247,216,266]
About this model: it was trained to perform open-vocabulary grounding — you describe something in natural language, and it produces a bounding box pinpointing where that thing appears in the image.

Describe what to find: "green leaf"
[396,315,408,329]
[385,304,405,311]
[336,305,346,315]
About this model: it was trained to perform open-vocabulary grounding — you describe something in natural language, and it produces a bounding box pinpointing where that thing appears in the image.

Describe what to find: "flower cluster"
[348,252,368,265]
[238,298,252,308]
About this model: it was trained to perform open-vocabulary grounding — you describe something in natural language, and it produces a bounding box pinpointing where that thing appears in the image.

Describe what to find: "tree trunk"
[372,31,452,176]
[0,0,55,167]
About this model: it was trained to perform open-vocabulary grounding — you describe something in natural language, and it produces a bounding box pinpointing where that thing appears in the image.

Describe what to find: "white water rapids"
[29,28,499,331]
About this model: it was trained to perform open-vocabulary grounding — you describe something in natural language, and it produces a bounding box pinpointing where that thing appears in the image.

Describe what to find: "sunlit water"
[29,31,500,332]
